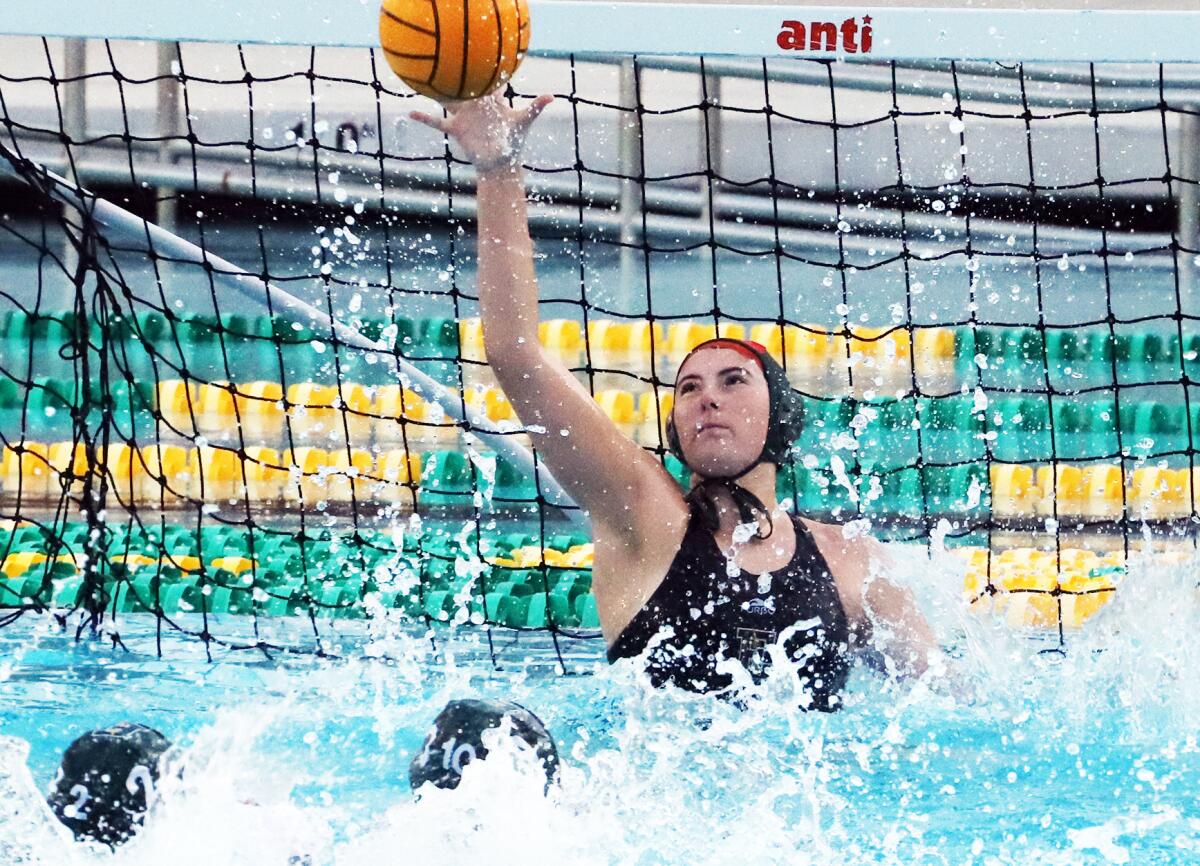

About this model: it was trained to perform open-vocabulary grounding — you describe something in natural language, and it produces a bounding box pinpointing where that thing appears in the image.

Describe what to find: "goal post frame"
[4,1,1200,63]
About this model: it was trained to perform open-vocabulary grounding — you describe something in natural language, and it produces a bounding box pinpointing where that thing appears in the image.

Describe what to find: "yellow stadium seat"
[0,447,13,494]
[791,325,838,390]
[286,382,371,445]
[102,442,152,503]
[585,320,662,392]
[374,385,456,446]
[994,548,1056,592]
[162,554,202,573]
[374,450,421,507]
[562,544,594,568]
[191,445,242,503]
[993,548,1059,628]
[2,441,52,500]
[340,383,374,446]
[157,379,197,437]
[325,448,373,502]
[663,322,747,376]
[1055,548,1100,584]
[636,390,675,447]
[47,441,87,497]
[484,388,517,423]
[623,321,665,369]
[459,317,485,358]
[848,326,912,395]
[286,383,339,443]
[990,464,1038,517]
[210,556,256,577]
[1129,467,1190,520]
[1082,464,1124,519]
[586,320,626,356]
[138,443,193,504]
[958,547,991,599]
[1057,550,1119,628]
[664,322,708,367]
[915,328,955,359]
[1036,464,1086,517]
[195,381,237,438]
[0,551,77,580]
[458,317,496,389]
[234,381,284,441]
[374,385,421,444]
[285,446,329,505]
[111,553,158,569]
[595,389,643,440]
[914,328,957,394]
[539,319,584,366]
[465,387,519,425]
[2,551,47,578]
[1060,588,1115,629]
[849,326,912,359]
[243,446,287,502]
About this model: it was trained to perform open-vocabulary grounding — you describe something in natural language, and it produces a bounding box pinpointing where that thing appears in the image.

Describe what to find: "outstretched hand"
[410,91,553,174]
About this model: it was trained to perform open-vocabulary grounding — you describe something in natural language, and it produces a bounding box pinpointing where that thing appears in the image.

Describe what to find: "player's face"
[672,348,770,477]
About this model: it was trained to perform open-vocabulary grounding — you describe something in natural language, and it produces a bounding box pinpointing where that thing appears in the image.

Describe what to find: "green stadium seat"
[493,455,537,505]
[576,594,600,628]
[991,396,1052,463]
[798,397,854,454]
[548,584,579,627]
[865,469,923,519]
[0,310,29,340]
[0,378,19,409]
[919,394,982,463]
[925,463,988,514]
[856,399,918,473]
[422,589,453,621]
[419,450,474,505]
[52,577,84,607]
[419,318,460,358]
[663,454,690,488]
[1119,400,1185,457]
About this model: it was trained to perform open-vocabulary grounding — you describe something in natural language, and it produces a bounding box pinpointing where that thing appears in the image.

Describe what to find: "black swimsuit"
[607,510,852,711]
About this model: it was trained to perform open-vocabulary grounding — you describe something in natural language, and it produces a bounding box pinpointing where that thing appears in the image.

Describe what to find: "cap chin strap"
[685,454,776,541]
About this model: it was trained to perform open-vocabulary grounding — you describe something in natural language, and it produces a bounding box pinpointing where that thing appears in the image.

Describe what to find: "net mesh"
[2,36,1199,661]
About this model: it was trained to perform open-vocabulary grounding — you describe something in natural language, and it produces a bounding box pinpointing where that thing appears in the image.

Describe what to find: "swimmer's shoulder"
[591,487,692,646]
[795,516,879,627]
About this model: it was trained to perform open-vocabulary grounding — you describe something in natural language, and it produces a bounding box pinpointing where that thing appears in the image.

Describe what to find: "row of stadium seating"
[5,373,1198,465]
[4,437,1200,521]
[5,310,1198,387]
[957,546,1125,630]
[0,518,1144,630]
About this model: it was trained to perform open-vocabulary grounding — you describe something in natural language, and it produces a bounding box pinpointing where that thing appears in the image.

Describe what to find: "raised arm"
[410,95,678,539]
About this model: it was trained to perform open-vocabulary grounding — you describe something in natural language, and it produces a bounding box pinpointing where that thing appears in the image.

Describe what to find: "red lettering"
[840,17,859,53]
[777,20,806,51]
[777,16,873,54]
[809,21,837,51]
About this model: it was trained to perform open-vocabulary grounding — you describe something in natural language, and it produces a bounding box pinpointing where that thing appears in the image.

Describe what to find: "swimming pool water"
[2,545,1198,866]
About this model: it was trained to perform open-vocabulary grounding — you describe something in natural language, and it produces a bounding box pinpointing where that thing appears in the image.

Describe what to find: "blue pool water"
[3,545,1199,865]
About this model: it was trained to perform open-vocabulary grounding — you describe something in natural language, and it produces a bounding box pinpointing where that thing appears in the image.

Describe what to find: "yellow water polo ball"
[379,0,531,101]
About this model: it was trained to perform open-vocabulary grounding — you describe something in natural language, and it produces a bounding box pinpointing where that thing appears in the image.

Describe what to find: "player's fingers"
[409,110,449,132]
[519,94,554,126]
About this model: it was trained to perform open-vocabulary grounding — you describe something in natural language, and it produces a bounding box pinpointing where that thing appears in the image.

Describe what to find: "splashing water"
[2,543,1198,865]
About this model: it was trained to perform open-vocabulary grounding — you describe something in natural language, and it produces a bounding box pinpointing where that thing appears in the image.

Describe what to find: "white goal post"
[4,1,1200,63]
